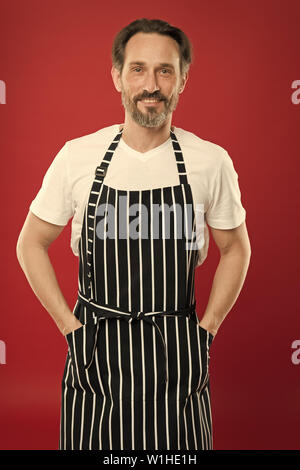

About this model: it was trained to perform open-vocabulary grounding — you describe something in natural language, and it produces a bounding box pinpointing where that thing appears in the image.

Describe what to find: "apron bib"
[59,126,214,450]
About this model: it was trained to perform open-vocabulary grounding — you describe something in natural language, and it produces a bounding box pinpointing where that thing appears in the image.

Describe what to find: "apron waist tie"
[77,291,197,386]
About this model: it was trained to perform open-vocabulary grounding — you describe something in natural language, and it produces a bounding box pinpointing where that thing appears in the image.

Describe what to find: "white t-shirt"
[29,123,246,267]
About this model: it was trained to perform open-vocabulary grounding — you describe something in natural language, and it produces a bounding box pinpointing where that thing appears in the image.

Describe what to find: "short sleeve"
[29,142,73,225]
[205,150,246,229]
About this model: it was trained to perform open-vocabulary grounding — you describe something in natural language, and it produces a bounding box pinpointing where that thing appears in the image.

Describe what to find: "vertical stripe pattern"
[59,128,214,450]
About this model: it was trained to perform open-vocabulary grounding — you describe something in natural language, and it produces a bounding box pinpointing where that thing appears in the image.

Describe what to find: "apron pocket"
[188,317,213,393]
[65,324,86,374]
[65,324,84,343]
[196,324,214,347]
[65,321,99,390]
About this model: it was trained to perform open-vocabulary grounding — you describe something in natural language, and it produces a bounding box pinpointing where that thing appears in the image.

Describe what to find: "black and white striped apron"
[59,127,214,450]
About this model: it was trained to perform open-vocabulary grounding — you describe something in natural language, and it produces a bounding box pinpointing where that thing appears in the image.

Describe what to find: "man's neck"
[120,115,173,154]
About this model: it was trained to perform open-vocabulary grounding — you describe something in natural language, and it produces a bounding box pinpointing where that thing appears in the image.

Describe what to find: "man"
[16,18,251,450]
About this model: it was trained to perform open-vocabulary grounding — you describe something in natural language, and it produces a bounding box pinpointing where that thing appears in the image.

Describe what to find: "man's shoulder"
[174,126,228,164]
[65,123,120,149]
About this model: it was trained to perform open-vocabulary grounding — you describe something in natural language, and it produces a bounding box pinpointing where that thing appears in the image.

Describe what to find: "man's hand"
[62,316,84,337]
[198,320,218,338]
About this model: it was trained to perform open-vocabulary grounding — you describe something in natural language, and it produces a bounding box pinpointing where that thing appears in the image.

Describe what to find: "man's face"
[113,32,187,128]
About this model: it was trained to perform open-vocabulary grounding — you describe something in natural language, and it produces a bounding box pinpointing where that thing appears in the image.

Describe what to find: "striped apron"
[59,127,214,450]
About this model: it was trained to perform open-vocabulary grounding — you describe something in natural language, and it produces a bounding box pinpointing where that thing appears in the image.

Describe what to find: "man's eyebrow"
[159,63,175,69]
[128,61,175,69]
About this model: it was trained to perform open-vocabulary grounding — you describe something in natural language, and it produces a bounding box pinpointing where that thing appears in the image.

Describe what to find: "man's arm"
[199,221,251,337]
[16,211,83,336]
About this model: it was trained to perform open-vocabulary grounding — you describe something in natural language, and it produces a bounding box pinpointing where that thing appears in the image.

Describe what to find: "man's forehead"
[123,32,180,62]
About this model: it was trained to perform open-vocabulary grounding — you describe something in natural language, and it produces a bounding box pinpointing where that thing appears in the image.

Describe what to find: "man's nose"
[143,71,160,94]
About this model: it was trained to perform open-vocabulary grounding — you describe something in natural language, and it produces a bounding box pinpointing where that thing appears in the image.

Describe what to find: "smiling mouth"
[138,99,163,106]
[141,99,161,102]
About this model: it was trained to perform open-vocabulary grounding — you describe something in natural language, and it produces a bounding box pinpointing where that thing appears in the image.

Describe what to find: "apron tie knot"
[74,291,196,387]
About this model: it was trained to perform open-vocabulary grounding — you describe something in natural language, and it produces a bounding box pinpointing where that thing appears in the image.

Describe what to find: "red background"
[0,0,299,450]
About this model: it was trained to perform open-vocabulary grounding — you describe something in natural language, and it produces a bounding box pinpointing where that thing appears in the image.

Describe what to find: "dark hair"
[111,18,193,77]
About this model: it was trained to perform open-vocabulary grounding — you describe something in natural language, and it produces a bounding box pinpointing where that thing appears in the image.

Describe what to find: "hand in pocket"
[63,318,84,337]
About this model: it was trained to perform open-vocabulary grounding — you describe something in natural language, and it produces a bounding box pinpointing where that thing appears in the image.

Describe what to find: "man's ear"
[178,72,189,94]
[111,65,122,92]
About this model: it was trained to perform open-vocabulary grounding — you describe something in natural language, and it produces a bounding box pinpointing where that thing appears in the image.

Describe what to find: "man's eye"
[161,69,171,74]
[134,67,142,72]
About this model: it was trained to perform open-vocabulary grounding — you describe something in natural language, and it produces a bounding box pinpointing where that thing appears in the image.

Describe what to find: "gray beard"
[121,90,179,128]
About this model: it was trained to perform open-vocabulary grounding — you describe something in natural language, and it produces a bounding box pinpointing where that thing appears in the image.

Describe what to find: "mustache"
[134,91,167,103]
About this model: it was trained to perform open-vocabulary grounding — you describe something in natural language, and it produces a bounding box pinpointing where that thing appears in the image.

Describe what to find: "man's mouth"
[138,98,163,106]
[140,99,161,102]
